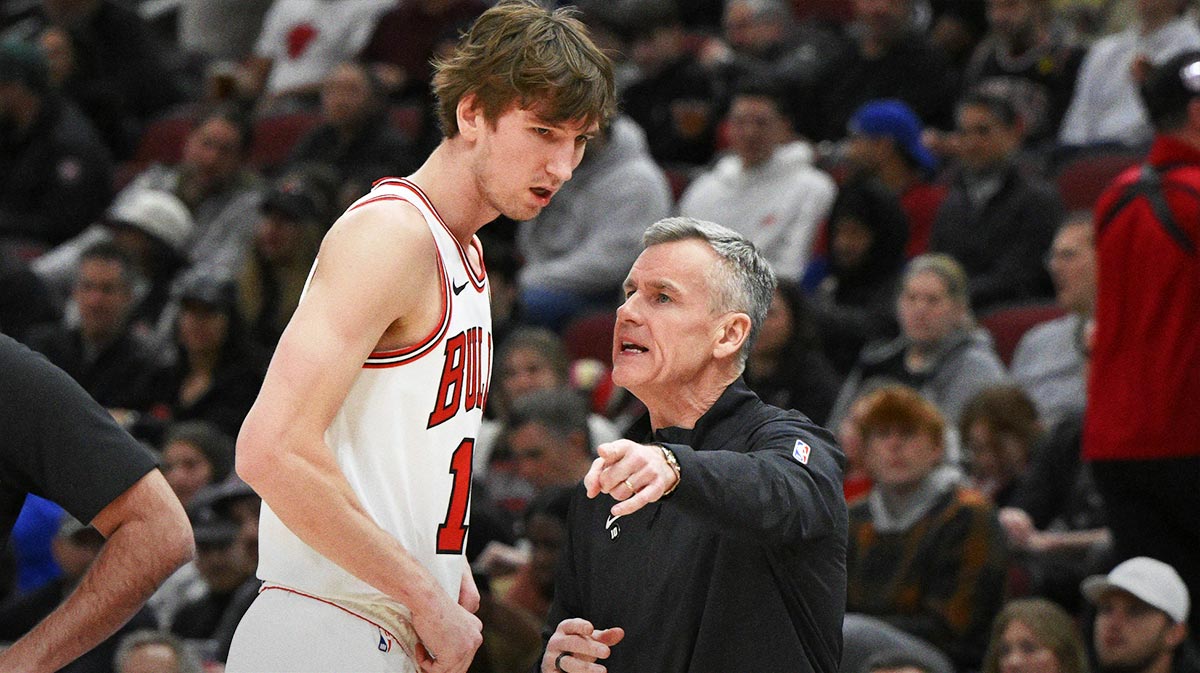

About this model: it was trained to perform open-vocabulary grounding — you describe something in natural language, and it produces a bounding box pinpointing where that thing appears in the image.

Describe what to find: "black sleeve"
[0,335,156,525]
[666,416,846,548]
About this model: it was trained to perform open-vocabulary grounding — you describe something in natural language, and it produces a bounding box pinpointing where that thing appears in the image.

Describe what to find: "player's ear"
[457,93,484,141]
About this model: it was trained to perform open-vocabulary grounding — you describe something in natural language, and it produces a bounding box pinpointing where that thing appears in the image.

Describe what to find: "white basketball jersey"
[256,177,492,625]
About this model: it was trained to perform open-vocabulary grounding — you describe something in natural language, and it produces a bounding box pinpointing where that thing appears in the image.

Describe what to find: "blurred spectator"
[34,189,195,338]
[811,176,908,376]
[492,486,573,626]
[846,385,1009,670]
[818,0,959,139]
[169,499,254,657]
[113,630,204,673]
[0,246,60,343]
[0,40,112,250]
[1081,557,1193,673]
[504,389,596,494]
[2,0,184,130]
[24,242,171,419]
[962,0,1086,149]
[159,421,234,510]
[118,105,263,288]
[239,0,395,113]
[830,253,1008,435]
[678,78,837,283]
[517,115,671,331]
[480,231,521,350]
[931,92,1062,311]
[1085,50,1200,637]
[200,476,263,664]
[925,0,991,70]
[980,597,1090,673]
[358,0,488,102]
[745,280,842,424]
[958,385,1041,508]
[177,0,273,63]
[696,0,851,139]
[0,516,159,673]
[1010,214,1094,426]
[844,99,947,257]
[478,327,620,475]
[134,275,266,444]
[852,648,953,673]
[286,61,419,185]
[235,167,331,349]
[1058,0,1200,149]
[620,2,721,167]
[37,26,136,159]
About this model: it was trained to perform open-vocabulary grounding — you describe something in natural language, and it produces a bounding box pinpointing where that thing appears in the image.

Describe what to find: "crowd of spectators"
[1,0,1198,671]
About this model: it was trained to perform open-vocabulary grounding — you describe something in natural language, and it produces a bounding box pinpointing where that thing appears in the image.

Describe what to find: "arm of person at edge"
[235,201,482,672]
[0,470,193,673]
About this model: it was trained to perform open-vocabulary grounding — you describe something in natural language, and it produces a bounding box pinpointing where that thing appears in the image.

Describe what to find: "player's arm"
[235,202,481,667]
[0,470,193,673]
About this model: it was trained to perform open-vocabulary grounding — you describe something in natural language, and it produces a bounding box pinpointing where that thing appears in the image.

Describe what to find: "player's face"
[998,619,1062,673]
[898,270,965,346]
[613,240,731,399]
[471,105,598,222]
[1095,592,1181,671]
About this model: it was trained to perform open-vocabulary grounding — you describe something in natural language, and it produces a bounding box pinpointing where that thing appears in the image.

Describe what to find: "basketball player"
[224,3,615,672]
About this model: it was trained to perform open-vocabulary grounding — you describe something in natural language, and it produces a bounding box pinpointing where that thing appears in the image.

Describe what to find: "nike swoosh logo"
[605,514,622,529]
[452,279,469,295]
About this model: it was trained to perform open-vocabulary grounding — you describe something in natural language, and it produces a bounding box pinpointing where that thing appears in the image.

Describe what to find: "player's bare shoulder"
[309,198,444,343]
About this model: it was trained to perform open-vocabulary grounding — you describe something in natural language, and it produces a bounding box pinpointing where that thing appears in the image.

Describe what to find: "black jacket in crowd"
[544,379,848,673]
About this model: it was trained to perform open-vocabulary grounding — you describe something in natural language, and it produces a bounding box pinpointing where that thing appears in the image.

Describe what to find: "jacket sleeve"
[664,417,846,548]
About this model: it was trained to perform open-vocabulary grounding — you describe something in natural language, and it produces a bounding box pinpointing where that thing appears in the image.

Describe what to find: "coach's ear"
[457,93,485,142]
[712,312,750,362]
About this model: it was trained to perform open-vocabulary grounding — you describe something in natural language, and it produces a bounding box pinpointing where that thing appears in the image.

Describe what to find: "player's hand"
[411,594,482,673]
[584,440,679,518]
[542,618,624,673]
[458,561,480,613]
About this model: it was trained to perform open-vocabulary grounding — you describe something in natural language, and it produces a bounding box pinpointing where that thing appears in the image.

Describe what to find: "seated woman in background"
[830,253,1007,461]
[812,176,909,376]
[980,598,1089,673]
[745,280,842,425]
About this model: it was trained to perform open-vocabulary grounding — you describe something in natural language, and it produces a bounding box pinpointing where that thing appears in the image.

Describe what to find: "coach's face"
[613,239,738,404]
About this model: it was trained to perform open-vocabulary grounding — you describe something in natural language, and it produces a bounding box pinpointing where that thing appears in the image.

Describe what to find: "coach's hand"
[413,593,482,673]
[585,440,679,517]
[543,618,624,673]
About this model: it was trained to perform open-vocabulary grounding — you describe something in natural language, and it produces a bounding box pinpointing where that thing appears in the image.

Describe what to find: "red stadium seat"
[562,310,617,364]
[388,104,424,138]
[132,109,197,166]
[1055,148,1141,211]
[250,111,322,171]
[979,301,1067,367]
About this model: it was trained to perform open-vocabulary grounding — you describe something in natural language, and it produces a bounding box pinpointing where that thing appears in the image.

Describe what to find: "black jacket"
[544,379,848,673]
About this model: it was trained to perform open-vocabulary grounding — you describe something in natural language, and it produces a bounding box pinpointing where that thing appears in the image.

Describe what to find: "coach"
[0,334,193,672]
[540,217,848,673]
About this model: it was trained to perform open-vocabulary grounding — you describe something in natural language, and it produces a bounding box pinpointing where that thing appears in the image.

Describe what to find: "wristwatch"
[659,445,681,496]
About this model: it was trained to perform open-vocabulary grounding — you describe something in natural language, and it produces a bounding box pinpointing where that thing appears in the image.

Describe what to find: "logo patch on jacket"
[793,439,811,465]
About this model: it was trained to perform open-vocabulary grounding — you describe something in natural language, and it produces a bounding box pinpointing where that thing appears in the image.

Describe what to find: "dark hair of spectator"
[162,420,236,484]
[827,176,909,281]
[957,91,1021,128]
[507,386,593,452]
[958,385,1041,451]
[79,241,136,287]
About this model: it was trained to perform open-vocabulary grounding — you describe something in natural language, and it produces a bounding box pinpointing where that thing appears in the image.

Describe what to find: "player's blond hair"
[431,0,616,137]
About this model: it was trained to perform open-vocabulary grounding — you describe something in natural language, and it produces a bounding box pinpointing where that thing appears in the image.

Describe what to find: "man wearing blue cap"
[846,99,947,257]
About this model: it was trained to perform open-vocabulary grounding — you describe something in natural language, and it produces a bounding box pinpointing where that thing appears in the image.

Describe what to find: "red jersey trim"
[376,177,487,292]
[364,248,452,369]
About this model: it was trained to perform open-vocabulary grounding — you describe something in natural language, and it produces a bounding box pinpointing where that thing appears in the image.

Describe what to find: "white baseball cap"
[105,189,194,254]
[1081,557,1190,624]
